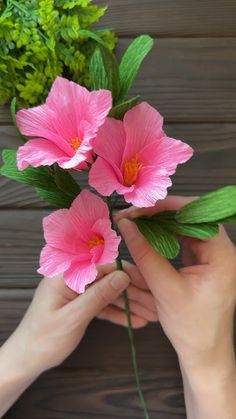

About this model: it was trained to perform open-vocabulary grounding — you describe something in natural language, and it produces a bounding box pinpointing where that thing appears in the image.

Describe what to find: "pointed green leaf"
[163,220,219,239]
[217,214,236,224]
[54,165,81,198]
[109,95,140,120]
[89,47,108,90]
[0,149,55,190]
[140,211,219,240]
[89,46,120,99]
[118,35,154,101]
[135,219,180,259]
[35,187,74,208]
[176,186,236,224]
[10,97,28,143]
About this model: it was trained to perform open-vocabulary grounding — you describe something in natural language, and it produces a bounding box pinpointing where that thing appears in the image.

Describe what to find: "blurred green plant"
[0,0,117,107]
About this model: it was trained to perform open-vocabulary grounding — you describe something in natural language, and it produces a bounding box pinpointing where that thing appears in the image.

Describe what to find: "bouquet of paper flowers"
[1,33,236,418]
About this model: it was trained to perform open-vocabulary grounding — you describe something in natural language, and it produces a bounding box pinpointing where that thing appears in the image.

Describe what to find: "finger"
[118,218,182,298]
[181,225,235,266]
[113,296,158,322]
[125,284,157,312]
[65,271,130,323]
[121,261,150,290]
[38,274,78,309]
[97,306,148,329]
[97,260,150,291]
[114,196,197,221]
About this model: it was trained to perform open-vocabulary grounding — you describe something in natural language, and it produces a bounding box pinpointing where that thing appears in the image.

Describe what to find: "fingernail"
[110,272,129,290]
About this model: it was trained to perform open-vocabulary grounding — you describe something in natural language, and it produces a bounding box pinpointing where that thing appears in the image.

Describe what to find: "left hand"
[1,264,157,380]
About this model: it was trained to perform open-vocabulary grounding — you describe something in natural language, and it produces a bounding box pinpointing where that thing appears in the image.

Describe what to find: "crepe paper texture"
[16,77,112,171]
[38,190,121,293]
[1,31,236,419]
[89,102,193,207]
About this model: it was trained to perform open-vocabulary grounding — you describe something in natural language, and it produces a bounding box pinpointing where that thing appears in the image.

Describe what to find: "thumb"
[68,270,130,323]
[118,218,181,298]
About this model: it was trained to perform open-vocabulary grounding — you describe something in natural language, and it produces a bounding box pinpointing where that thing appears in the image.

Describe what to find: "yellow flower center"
[123,155,143,187]
[88,234,104,249]
[71,137,82,151]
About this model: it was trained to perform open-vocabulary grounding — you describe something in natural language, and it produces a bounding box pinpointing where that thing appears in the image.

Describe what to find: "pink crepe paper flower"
[38,190,121,293]
[89,102,193,207]
[16,77,112,171]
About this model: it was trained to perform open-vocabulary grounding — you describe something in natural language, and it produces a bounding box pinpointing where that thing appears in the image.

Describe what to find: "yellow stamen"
[88,234,104,249]
[71,137,82,151]
[123,154,143,187]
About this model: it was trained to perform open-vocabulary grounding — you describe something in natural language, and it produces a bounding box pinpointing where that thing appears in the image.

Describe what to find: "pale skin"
[0,196,236,418]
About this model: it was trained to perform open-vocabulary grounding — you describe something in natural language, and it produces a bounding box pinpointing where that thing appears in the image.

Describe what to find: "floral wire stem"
[107,197,150,419]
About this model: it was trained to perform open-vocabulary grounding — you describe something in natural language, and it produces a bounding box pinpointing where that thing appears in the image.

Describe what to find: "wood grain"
[96,0,236,37]
[1,123,236,208]
[5,369,185,419]
[1,38,236,124]
[0,210,236,288]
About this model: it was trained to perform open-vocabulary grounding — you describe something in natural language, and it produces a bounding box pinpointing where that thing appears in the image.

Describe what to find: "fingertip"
[110,270,130,291]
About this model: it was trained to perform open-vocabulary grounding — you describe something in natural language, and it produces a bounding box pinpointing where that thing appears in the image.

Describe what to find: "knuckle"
[93,282,110,306]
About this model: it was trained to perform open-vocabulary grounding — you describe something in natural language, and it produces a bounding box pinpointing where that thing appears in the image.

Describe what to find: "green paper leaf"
[118,35,154,101]
[0,149,56,190]
[109,95,140,120]
[135,219,180,259]
[217,214,236,224]
[89,48,108,90]
[10,98,28,143]
[162,220,219,239]
[89,46,120,100]
[35,187,74,208]
[140,211,219,240]
[176,186,236,224]
[53,165,81,197]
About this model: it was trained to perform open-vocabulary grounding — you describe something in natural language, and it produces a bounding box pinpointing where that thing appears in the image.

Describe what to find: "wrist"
[0,331,42,384]
[179,355,236,419]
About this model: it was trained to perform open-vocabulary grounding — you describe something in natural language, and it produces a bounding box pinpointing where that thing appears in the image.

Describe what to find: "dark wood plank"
[96,0,236,37]
[1,123,236,208]
[1,38,236,124]
[5,368,185,419]
[0,210,235,288]
[0,288,178,369]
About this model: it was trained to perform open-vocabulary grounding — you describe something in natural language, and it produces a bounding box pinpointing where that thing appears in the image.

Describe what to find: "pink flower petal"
[93,118,126,167]
[139,136,193,175]
[70,191,109,236]
[89,157,127,196]
[123,102,164,160]
[124,167,172,207]
[16,77,112,170]
[42,209,89,255]
[64,261,97,293]
[17,139,68,170]
[91,219,121,265]
[38,245,76,277]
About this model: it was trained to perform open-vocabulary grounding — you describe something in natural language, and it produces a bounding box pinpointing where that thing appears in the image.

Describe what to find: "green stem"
[108,197,150,418]
[116,255,150,419]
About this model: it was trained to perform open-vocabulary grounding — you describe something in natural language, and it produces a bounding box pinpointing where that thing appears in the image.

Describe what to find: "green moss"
[0,0,117,107]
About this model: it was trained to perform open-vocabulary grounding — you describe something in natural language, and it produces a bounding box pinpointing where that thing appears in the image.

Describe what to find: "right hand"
[115,196,236,376]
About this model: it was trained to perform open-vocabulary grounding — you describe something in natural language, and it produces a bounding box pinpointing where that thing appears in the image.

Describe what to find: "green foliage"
[89,46,120,100]
[109,96,140,119]
[135,218,180,259]
[0,149,80,208]
[176,186,236,223]
[118,35,154,102]
[135,187,236,259]
[0,0,117,107]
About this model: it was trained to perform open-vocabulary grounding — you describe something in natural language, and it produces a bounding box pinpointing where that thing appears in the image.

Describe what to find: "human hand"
[116,197,236,418]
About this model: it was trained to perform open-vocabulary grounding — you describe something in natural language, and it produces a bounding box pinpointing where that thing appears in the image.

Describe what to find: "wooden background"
[1,1,236,417]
